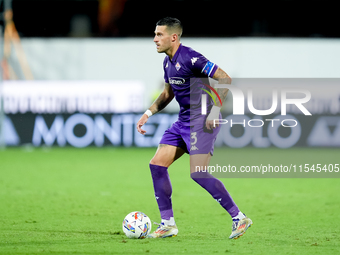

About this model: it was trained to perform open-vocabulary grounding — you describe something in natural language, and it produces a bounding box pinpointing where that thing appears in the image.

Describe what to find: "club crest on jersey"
[175,62,181,71]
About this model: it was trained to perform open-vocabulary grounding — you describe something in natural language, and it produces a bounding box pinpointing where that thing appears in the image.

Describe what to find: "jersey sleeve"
[187,49,218,78]
[163,57,169,83]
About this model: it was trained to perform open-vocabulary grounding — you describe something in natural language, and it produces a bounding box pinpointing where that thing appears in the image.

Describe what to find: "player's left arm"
[212,67,231,107]
[205,67,231,130]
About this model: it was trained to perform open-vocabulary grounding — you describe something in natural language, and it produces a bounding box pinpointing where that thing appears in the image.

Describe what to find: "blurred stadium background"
[0,1,340,254]
[0,0,339,148]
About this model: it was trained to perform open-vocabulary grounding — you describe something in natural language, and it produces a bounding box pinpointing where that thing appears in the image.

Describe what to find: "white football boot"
[229,215,253,239]
[147,222,178,238]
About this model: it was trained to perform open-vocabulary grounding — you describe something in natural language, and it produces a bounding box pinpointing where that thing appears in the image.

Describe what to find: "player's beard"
[156,41,171,54]
[156,45,164,53]
[157,45,170,54]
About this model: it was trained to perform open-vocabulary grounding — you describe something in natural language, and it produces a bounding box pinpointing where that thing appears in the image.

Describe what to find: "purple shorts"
[159,120,221,155]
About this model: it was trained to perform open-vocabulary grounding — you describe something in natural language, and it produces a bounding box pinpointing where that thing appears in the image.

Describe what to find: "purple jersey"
[163,44,218,126]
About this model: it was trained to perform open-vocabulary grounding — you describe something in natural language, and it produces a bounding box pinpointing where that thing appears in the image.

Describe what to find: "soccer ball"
[122,211,152,239]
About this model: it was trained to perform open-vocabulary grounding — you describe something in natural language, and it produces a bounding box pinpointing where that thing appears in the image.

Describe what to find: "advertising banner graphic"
[1,79,340,151]
[1,113,340,148]
[1,80,145,114]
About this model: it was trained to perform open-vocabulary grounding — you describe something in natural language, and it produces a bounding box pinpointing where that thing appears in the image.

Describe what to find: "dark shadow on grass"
[0,229,126,247]
[1,229,123,236]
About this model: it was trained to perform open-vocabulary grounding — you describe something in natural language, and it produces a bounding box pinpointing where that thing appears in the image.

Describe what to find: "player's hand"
[137,114,149,135]
[205,105,221,130]
[206,119,218,130]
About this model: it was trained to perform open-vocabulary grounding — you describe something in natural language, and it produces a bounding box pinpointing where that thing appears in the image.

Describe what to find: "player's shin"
[190,171,239,218]
[149,164,175,225]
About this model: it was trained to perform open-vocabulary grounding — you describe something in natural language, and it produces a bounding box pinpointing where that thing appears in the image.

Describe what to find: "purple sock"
[149,164,174,220]
[191,171,239,217]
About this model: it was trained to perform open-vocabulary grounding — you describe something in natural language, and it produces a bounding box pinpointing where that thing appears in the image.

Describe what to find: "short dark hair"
[156,17,183,37]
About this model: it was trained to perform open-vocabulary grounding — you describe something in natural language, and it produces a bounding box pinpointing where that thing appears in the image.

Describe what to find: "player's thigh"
[150,144,186,168]
[190,153,212,174]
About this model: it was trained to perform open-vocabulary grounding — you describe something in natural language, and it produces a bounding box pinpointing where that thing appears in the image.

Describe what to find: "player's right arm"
[148,82,174,116]
[137,83,174,135]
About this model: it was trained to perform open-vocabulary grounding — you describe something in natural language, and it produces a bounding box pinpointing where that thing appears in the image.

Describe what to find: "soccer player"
[137,17,252,239]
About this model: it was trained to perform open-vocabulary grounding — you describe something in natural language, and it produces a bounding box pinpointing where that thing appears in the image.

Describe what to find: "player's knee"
[149,157,158,166]
[190,170,210,180]
[149,157,168,167]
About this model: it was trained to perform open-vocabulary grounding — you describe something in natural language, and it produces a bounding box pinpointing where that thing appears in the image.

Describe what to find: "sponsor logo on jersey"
[169,77,185,85]
[191,57,199,65]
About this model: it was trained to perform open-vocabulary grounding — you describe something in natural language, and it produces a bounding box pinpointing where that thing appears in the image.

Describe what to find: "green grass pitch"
[0,147,339,254]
